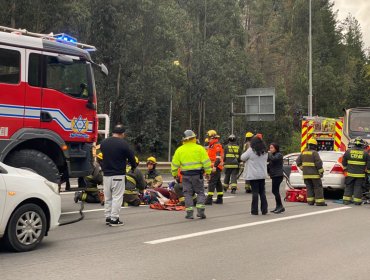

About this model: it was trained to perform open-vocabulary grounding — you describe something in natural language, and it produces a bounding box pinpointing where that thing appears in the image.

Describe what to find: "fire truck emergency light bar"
[0,25,96,51]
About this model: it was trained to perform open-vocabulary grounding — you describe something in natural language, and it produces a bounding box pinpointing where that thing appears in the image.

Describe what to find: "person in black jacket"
[267,143,285,214]
[100,124,137,226]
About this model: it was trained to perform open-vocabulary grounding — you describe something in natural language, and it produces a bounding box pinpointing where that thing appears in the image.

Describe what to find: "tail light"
[291,164,299,173]
[330,163,344,174]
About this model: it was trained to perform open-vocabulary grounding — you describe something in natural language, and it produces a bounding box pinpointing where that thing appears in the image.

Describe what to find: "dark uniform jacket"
[145,169,163,188]
[126,167,146,194]
[342,147,370,178]
[223,142,241,169]
[267,152,284,178]
[85,161,103,189]
[296,149,324,179]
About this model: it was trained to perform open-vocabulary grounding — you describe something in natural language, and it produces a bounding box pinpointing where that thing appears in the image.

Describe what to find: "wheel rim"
[15,211,43,245]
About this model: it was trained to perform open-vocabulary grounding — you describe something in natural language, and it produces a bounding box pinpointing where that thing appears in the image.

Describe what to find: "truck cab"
[0,27,107,183]
[341,107,370,149]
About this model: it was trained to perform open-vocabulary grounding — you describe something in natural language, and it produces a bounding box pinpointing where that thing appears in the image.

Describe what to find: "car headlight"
[45,180,60,194]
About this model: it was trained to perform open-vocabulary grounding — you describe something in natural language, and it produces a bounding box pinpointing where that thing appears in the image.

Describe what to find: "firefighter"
[145,156,163,188]
[243,131,254,193]
[296,138,326,206]
[74,153,103,204]
[123,156,146,207]
[342,137,370,205]
[223,134,241,194]
[171,130,211,219]
[205,129,224,205]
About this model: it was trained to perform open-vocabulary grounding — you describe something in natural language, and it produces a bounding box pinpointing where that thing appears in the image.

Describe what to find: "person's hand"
[212,166,217,173]
[205,174,210,181]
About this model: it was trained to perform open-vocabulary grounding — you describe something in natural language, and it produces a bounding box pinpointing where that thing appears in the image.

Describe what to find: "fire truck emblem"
[71,115,88,134]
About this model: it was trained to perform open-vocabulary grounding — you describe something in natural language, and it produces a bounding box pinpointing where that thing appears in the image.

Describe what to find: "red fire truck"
[0,26,108,183]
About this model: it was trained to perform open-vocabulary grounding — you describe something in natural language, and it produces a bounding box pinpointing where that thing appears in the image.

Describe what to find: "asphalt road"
[1,178,370,280]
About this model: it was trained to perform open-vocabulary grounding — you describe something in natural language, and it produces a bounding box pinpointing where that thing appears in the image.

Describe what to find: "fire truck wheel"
[5,149,60,183]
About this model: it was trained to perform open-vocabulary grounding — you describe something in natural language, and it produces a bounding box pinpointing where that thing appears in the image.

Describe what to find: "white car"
[289,151,345,190]
[0,162,61,252]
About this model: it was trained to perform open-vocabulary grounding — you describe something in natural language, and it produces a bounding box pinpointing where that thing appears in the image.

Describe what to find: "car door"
[0,46,26,139]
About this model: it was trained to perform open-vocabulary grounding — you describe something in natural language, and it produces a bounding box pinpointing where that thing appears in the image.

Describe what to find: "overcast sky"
[333,0,370,48]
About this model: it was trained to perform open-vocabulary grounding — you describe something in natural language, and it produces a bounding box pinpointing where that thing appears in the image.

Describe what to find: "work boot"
[196,208,206,219]
[205,195,213,205]
[214,195,223,204]
[245,184,252,193]
[185,210,194,219]
[316,202,327,206]
[223,184,229,192]
[231,188,236,194]
[343,200,351,205]
[74,191,81,203]
[354,202,362,206]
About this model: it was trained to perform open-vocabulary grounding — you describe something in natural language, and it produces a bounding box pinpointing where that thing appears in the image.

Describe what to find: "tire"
[4,204,47,252]
[5,149,60,183]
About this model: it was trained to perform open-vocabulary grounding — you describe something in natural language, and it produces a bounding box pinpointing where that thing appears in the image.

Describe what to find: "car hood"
[0,163,45,180]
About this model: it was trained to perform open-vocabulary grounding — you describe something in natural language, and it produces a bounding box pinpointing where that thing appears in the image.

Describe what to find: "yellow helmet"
[147,156,157,164]
[135,156,139,164]
[204,137,209,143]
[207,130,218,138]
[307,138,318,146]
[97,153,103,160]
[245,132,254,138]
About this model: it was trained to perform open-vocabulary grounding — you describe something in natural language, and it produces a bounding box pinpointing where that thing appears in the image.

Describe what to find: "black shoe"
[262,212,267,215]
[274,206,285,214]
[270,208,277,213]
[109,219,124,226]
[251,212,258,215]
[231,189,236,194]
[185,210,194,219]
[245,189,252,193]
[105,217,111,225]
[214,196,223,204]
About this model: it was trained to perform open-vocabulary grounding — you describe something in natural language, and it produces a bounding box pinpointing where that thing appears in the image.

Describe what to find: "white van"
[0,162,61,252]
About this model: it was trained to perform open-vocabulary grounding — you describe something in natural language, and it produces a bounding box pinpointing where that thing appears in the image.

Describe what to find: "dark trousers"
[183,174,206,208]
[224,168,239,189]
[304,179,324,205]
[271,176,283,208]
[343,177,364,204]
[208,169,223,196]
[250,179,268,214]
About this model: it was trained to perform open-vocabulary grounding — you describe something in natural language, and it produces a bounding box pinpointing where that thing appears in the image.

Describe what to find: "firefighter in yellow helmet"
[223,134,241,194]
[296,138,326,206]
[205,129,224,205]
[123,156,146,206]
[171,130,211,219]
[342,137,370,205]
[242,131,254,193]
[145,156,163,188]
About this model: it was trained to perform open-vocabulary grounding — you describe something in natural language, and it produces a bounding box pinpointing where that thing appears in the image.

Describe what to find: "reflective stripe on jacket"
[223,143,240,169]
[342,147,369,178]
[171,142,212,177]
[296,149,324,179]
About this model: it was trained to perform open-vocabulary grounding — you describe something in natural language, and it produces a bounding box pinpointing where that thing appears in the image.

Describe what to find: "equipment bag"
[285,188,307,203]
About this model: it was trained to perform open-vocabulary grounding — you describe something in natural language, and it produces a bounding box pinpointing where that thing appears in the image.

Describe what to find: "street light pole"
[168,89,173,162]
[308,0,313,117]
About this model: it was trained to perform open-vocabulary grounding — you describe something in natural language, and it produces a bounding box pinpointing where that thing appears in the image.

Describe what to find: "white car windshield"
[318,152,342,162]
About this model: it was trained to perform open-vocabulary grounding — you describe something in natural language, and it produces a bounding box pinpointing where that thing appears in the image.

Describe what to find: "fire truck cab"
[0,26,107,183]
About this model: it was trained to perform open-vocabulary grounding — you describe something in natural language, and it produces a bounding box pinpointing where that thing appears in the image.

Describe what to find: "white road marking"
[144,206,351,244]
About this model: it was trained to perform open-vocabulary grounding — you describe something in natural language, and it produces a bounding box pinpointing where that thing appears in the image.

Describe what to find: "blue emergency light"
[54,33,77,45]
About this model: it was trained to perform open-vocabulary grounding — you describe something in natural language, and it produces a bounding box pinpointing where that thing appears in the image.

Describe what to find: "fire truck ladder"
[0,25,96,51]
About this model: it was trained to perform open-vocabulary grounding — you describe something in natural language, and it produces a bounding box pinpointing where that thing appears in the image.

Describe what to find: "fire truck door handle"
[40,111,53,122]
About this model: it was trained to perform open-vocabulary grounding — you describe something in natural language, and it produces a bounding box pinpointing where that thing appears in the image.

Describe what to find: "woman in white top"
[240,135,268,215]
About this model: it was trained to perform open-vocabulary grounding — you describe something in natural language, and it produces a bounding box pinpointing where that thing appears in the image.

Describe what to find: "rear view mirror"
[100,63,108,76]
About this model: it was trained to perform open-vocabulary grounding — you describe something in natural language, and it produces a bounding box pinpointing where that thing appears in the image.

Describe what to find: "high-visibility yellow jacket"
[342,147,370,178]
[296,148,324,179]
[171,142,212,177]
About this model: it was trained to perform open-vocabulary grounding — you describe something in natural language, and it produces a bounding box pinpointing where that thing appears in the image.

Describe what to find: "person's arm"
[213,144,222,168]
[171,149,181,177]
[135,169,146,191]
[268,152,282,163]
[296,153,303,170]
[153,174,163,188]
[240,147,252,162]
[313,151,324,175]
[126,147,137,170]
